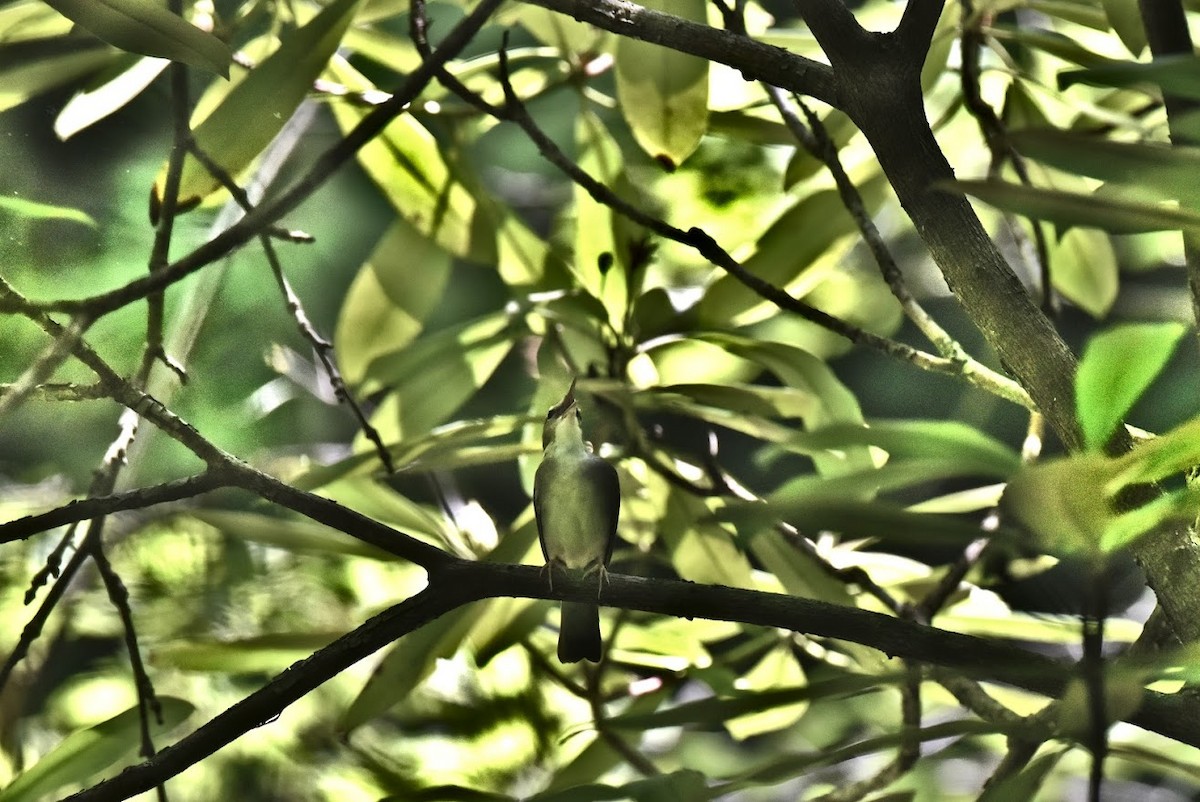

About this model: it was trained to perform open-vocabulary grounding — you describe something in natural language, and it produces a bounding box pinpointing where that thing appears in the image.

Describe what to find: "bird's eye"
[574,409,582,421]
[545,409,554,420]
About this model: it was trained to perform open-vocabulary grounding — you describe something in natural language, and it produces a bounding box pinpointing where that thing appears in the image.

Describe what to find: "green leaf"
[153,0,361,217]
[0,697,193,802]
[328,59,550,273]
[1060,55,1200,101]
[189,509,402,560]
[1101,0,1146,55]
[1076,322,1187,451]
[945,179,1200,233]
[1050,227,1117,317]
[988,24,1117,69]
[1001,453,1118,557]
[527,770,710,802]
[40,0,229,76]
[362,311,519,440]
[1010,128,1200,206]
[0,41,114,114]
[782,420,1020,479]
[608,673,892,731]
[976,748,1067,802]
[573,110,629,327]
[151,633,343,672]
[0,194,95,227]
[1110,415,1200,487]
[55,54,168,139]
[335,217,452,386]
[695,188,864,326]
[340,607,476,732]
[614,0,708,168]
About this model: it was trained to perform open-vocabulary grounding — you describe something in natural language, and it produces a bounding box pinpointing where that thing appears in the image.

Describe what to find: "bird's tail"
[559,602,601,663]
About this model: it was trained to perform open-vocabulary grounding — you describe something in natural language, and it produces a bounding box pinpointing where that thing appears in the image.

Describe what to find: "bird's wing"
[582,456,621,564]
[533,461,550,562]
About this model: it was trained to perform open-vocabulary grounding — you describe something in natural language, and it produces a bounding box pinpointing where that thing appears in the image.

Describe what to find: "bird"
[533,379,621,663]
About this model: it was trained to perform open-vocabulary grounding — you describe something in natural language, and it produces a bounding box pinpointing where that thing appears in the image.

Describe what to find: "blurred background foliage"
[4,0,1200,799]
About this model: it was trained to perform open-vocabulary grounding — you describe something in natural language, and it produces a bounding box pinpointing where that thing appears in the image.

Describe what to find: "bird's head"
[542,378,584,451]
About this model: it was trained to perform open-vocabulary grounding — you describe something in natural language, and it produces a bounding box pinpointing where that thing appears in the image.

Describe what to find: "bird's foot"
[541,559,568,593]
[582,562,609,599]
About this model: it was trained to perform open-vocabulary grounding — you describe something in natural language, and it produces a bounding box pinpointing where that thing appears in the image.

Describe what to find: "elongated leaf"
[988,24,1116,69]
[0,41,114,113]
[363,311,520,440]
[335,217,451,386]
[1102,0,1146,55]
[0,698,193,802]
[1060,54,1200,101]
[1052,227,1117,317]
[152,0,361,217]
[1110,415,1200,487]
[609,673,892,731]
[1076,322,1187,451]
[0,195,95,226]
[783,420,1019,478]
[976,748,1067,802]
[695,188,864,326]
[190,509,402,560]
[614,0,707,167]
[151,632,343,672]
[527,770,709,802]
[945,179,1200,233]
[340,607,475,732]
[56,54,168,139]
[41,0,228,75]
[329,58,542,268]
[1011,128,1200,205]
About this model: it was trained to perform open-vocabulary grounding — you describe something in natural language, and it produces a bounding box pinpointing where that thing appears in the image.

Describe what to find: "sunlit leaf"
[1110,415,1200,487]
[152,0,361,218]
[1051,227,1118,317]
[1076,321,1187,451]
[363,311,520,440]
[782,420,1019,478]
[0,697,193,802]
[614,0,708,168]
[1060,54,1200,100]
[696,188,865,326]
[151,633,343,672]
[527,770,709,802]
[0,194,95,226]
[1011,128,1200,206]
[609,673,892,731]
[0,41,114,113]
[988,24,1116,68]
[946,179,1200,233]
[976,748,1067,802]
[335,217,452,386]
[40,0,229,75]
[725,645,808,740]
[55,54,167,139]
[574,110,629,327]
[190,509,403,560]
[340,607,475,733]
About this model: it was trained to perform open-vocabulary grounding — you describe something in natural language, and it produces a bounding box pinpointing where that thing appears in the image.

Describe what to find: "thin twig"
[184,141,394,474]
[481,42,1035,409]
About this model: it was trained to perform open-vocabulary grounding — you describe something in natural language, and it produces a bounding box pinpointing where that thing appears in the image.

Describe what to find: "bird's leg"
[582,561,609,599]
[541,558,568,593]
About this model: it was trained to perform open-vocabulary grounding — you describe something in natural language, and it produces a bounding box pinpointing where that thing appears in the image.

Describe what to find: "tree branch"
[64,562,1200,801]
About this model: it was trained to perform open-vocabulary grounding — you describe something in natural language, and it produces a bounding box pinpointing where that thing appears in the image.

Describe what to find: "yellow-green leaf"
[41,0,228,76]
[152,0,361,218]
[614,0,708,168]
[0,697,193,802]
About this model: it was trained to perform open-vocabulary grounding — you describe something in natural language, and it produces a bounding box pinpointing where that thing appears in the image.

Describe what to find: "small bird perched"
[533,379,621,663]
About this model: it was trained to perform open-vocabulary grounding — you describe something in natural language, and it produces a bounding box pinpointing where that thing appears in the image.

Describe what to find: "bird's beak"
[558,378,577,413]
